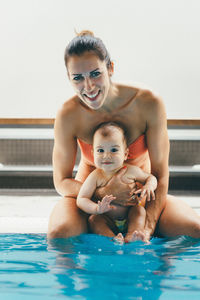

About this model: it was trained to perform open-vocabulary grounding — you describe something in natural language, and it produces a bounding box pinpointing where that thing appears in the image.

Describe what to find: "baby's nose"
[103,151,111,158]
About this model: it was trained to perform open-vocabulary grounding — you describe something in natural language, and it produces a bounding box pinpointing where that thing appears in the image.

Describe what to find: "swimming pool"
[1,233,200,300]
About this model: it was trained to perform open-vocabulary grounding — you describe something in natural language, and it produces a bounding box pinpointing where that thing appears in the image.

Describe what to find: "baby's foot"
[113,233,125,244]
[125,231,150,244]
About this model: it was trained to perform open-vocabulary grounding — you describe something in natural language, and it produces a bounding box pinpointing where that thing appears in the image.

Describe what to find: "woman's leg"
[47,197,88,239]
[156,194,200,238]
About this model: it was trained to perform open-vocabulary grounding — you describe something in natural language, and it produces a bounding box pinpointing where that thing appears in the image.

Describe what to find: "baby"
[77,122,157,243]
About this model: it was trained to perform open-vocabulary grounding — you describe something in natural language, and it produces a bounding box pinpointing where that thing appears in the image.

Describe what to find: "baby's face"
[93,129,128,173]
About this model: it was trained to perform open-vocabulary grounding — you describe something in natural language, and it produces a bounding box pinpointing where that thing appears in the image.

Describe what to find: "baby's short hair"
[93,121,128,146]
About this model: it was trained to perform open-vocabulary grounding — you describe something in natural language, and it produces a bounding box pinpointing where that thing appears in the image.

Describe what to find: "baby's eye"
[111,148,118,153]
[97,149,104,153]
[90,71,101,78]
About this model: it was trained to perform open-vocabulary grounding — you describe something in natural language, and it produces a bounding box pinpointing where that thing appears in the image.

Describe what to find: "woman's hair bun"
[76,30,94,37]
[65,29,111,68]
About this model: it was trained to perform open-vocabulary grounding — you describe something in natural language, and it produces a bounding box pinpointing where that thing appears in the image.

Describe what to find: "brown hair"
[93,122,128,147]
[64,30,111,69]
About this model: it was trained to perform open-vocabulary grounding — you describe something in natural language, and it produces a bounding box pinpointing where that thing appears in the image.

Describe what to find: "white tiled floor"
[0,190,199,233]
[0,191,59,233]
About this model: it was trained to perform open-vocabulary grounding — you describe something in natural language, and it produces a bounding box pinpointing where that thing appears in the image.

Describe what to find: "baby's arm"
[77,170,116,214]
[125,166,157,202]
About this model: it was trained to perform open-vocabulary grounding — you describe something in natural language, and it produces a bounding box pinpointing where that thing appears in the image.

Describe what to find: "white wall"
[1,0,200,118]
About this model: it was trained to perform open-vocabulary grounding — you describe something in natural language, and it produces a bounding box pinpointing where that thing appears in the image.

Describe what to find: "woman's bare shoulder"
[136,88,167,126]
[116,83,139,96]
[137,87,163,104]
[116,82,162,104]
[55,96,81,128]
[59,96,80,116]
[53,96,83,140]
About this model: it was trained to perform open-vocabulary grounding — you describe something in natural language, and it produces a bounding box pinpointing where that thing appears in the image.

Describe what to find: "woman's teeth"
[87,92,98,98]
[84,91,99,100]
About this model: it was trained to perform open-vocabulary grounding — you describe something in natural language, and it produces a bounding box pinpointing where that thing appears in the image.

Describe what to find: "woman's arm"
[53,104,82,197]
[143,91,169,238]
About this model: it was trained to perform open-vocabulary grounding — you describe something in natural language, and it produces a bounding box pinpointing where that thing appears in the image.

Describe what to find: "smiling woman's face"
[67,51,113,110]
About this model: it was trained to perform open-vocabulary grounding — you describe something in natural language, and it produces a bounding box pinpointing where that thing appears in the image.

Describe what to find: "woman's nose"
[84,77,94,91]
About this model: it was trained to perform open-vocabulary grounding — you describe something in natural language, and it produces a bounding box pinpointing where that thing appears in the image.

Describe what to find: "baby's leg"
[125,205,146,243]
[88,214,124,242]
[88,214,118,237]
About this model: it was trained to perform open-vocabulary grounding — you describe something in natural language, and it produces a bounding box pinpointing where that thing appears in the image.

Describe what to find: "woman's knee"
[47,221,69,239]
[48,216,88,239]
[191,221,200,238]
[48,197,88,239]
[158,194,200,238]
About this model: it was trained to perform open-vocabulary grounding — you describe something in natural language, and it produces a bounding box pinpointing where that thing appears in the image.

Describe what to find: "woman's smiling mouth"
[84,90,100,101]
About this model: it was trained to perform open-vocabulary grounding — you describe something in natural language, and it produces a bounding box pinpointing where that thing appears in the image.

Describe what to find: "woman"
[48,30,200,241]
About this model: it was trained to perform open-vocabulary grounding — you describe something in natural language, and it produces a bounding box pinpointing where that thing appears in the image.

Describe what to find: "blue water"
[0,234,200,300]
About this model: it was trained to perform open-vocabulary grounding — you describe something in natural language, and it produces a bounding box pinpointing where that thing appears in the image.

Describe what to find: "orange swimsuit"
[77,134,148,164]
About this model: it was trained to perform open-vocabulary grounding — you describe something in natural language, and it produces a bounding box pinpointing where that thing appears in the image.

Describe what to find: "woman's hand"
[96,195,116,214]
[93,167,138,206]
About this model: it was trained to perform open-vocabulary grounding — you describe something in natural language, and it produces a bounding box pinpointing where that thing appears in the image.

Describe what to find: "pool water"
[0,234,200,300]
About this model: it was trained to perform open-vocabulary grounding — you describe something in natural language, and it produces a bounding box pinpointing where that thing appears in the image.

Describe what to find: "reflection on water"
[0,234,200,299]
[47,234,200,300]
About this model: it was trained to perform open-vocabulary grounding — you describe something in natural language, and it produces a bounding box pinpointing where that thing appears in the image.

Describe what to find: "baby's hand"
[134,184,155,202]
[96,195,116,214]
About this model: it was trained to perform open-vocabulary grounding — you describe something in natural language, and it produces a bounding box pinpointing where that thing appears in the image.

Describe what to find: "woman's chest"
[77,105,145,144]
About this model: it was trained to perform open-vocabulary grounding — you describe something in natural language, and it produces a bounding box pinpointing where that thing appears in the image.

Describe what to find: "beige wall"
[1,0,200,118]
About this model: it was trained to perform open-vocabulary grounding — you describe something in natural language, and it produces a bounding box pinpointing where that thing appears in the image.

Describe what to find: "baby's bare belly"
[105,205,129,220]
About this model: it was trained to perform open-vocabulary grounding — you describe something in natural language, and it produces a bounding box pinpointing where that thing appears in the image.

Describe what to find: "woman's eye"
[97,149,104,153]
[91,71,101,78]
[73,75,83,81]
[111,148,118,153]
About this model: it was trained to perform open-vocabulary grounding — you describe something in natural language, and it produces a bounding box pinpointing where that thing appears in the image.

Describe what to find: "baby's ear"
[124,148,129,160]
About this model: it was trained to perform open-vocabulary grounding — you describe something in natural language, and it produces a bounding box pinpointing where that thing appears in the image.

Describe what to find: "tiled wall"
[0,139,199,166]
[169,140,200,166]
[0,139,53,165]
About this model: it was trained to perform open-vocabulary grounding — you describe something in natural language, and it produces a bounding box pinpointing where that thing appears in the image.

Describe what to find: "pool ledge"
[0,193,199,234]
